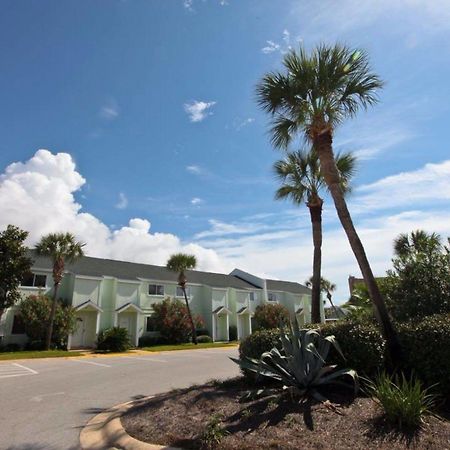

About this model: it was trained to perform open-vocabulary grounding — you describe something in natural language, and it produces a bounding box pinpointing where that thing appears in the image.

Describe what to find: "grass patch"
[0,350,84,361]
[141,341,238,352]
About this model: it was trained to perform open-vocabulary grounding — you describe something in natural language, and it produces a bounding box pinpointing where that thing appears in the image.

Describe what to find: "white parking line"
[70,359,111,368]
[0,363,38,379]
[125,356,167,363]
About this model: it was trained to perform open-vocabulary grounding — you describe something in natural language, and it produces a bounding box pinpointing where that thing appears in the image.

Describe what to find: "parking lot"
[0,347,239,450]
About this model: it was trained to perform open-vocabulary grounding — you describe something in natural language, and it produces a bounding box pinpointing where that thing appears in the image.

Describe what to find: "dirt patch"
[122,378,450,450]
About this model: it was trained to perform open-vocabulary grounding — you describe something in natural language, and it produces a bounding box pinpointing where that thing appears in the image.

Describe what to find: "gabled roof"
[27,251,259,290]
[266,279,311,295]
[212,306,231,315]
[75,300,103,313]
[236,306,250,315]
[116,302,144,314]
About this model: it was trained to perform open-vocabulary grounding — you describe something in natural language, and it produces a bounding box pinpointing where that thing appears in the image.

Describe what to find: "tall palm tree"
[35,233,85,350]
[166,253,198,345]
[275,149,355,323]
[257,43,401,361]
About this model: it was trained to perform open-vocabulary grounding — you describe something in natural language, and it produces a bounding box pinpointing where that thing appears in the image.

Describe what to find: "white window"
[176,286,190,298]
[268,292,278,302]
[21,272,47,288]
[148,284,164,296]
[249,292,256,301]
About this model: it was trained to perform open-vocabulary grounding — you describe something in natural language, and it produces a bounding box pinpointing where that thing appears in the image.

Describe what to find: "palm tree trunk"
[45,283,59,350]
[314,130,402,365]
[309,202,323,324]
[182,286,198,345]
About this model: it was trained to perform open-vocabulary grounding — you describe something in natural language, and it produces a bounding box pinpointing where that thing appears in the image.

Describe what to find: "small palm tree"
[306,276,342,319]
[394,230,442,260]
[35,233,85,350]
[257,43,401,362]
[166,253,198,345]
[275,149,355,323]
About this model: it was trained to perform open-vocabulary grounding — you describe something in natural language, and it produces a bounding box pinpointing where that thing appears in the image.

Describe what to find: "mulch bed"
[122,378,450,450]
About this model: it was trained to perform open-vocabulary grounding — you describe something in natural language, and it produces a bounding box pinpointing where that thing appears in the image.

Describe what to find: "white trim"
[74,274,103,281]
[116,278,141,285]
[75,300,103,313]
[115,303,144,314]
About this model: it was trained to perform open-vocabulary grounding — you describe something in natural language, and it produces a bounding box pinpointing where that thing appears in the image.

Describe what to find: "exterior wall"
[0,264,314,347]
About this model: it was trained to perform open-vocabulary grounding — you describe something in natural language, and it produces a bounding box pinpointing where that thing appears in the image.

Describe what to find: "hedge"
[97,327,130,352]
[398,313,450,398]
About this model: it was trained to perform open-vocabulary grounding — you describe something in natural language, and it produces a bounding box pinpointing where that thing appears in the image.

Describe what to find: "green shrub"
[364,372,437,431]
[253,303,290,330]
[19,294,77,349]
[196,328,210,337]
[239,328,281,380]
[97,327,130,352]
[398,313,450,398]
[197,335,213,343]
[317,321,386,376]
[152,298,205,344]
[138,335,168,347]
[0,343,21,352]
[228,325,237,341]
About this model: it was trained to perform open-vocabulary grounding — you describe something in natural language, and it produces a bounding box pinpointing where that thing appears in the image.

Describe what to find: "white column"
[95,311,101,335]
[212,314,216,342]
[226,314,230,341]
[135,313,139,347]
[114,312,118,327]
[67,333,72,350]
[237,316,242,341]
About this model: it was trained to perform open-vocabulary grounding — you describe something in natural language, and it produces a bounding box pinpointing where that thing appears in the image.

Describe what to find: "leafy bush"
[232,322,358,403]
[384,231,450,322]
[0,343,21,352]
[197,335,213,343]
[253,303,290,330]
[239,328,281,380]
[97,327,130,352]
[19,294,77,349]
[138,335,168,347]
[24,340,46,351]
[318,321,386,376]
[398,313,450,397]
[152,298,205,344]
[228,325,237,341]
[364,372,437,431]
[196,328,210,337]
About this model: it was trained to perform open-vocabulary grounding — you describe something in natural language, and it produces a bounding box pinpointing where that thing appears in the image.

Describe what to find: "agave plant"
[231,321,358,403]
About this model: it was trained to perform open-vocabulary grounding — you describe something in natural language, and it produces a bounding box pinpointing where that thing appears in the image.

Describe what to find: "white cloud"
[191,197,203,205]
[99,99,120,120]
[0,149,225,272]
[261,29,299,55]
[354,160,450,212]
[186,165,202,175]
[115,192,128,210]
[184,100,216,122]
[235,117,255,131]
[261,40,280,54]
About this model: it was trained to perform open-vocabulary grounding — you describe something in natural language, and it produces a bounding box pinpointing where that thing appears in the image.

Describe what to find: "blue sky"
[1,0,450,302]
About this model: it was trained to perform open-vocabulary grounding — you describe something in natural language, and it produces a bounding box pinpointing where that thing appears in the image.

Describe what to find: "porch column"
[114,312,118,327]
[248,315,252,336]
[237,316,242,341]
[226,314,230,341]
[95,311,101,335]
[135,313,139,347]
[212,314,216,342]
[67,333,72,350]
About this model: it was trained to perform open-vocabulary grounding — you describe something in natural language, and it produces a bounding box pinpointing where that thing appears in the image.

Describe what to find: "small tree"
[384,230,450,321]
[166,253,198,344]
[35,233,85,350]
[152,298,205,344]
[0,225,32,322]
[19,294,77,349]
[254,303,290,330]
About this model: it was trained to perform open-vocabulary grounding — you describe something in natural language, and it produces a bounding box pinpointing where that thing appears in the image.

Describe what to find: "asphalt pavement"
[0,347,239,450]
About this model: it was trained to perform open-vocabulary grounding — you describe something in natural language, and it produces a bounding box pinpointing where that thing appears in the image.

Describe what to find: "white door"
[71,316,86,347]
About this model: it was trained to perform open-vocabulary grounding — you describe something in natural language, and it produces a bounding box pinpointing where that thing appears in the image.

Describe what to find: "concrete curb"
[80,397,182,450]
